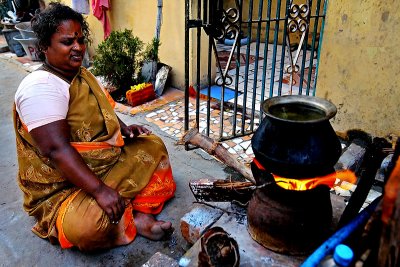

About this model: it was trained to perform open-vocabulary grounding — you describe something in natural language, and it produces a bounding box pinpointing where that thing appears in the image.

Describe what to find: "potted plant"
[92,29,145,100]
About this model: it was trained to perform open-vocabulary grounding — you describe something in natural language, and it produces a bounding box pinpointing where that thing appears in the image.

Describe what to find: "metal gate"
[184,0,327,146]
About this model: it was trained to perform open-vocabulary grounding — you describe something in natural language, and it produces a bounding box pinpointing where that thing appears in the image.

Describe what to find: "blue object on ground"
[300,196,381,267]
[199,85,240,102]
[333,244,354,266]
[224,37,249,46]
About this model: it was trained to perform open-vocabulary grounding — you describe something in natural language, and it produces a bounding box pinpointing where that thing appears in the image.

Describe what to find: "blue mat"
[199,85,240,101]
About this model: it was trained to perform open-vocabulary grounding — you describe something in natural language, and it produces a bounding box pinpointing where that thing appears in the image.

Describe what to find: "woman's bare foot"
[133,212,174,240]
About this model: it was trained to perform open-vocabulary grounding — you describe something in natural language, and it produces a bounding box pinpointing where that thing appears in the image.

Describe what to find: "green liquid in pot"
[269,103,326,121]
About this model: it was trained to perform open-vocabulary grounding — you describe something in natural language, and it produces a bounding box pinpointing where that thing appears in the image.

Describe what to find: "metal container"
[15,22,36,39]
[13,34,40,61]
[252,95,342,178]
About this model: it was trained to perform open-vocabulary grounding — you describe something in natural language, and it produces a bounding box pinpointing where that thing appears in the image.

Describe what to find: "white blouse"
[15,70,70,132]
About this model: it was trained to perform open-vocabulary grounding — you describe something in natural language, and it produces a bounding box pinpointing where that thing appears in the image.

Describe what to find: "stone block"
[180,204,224,245]
[142,252,178,267]
[335,142,366,173]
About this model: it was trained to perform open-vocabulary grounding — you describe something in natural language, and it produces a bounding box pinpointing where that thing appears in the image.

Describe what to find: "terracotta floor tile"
[225,140,236,148]
[242,135,252,141]
[153,120,164,127]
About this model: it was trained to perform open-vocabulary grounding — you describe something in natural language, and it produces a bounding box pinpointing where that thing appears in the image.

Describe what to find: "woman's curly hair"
[31,2,91,60]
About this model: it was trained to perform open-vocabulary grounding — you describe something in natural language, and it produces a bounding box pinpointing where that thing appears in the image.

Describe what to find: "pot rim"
[261,95,337,124]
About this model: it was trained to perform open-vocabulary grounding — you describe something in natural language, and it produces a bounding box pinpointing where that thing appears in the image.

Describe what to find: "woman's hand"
[121,124,152,139]
[92,184,126,224]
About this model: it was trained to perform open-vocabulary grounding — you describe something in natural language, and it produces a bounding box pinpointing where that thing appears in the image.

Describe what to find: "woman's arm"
[29,119,125,223]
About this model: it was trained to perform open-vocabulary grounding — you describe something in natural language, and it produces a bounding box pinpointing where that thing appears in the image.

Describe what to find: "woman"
[13,2,176,251]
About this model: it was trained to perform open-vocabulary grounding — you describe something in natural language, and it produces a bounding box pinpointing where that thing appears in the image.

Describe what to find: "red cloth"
[92,0,111,39]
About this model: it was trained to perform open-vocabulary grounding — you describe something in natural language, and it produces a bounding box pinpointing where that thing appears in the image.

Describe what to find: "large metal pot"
[252,95,341,178]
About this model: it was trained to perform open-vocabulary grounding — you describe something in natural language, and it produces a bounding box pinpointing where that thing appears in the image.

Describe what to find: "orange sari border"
[71,142,114,152]
[56,190,80,249]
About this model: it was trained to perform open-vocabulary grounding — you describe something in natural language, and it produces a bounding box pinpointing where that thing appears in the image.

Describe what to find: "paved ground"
[0,56,233,266]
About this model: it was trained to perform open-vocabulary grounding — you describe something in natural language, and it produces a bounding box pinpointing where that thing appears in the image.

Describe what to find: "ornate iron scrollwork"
[285,0,311,93]
[287,2,310,33]
[203,0,241,87]
[204,1,240,41]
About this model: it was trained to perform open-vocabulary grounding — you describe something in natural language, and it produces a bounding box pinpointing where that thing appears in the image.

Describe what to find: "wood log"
[179,128,256,184]
[189,178,255,203]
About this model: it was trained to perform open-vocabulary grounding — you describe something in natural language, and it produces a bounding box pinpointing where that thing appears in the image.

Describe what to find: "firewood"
[189,178,255,203]
[179,128,256,184]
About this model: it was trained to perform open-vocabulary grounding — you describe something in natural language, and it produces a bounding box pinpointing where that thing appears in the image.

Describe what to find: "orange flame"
[253,158,357,191]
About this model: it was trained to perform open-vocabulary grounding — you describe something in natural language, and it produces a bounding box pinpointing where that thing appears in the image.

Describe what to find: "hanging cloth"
[72,0,90,14]
[92,0,111,39]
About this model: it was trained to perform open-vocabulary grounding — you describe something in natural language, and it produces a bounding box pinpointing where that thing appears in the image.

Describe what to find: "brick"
[180,204,224,244]
[142,252,178,267]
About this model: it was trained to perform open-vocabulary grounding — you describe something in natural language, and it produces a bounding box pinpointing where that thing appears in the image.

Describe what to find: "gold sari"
[13,67,176,251]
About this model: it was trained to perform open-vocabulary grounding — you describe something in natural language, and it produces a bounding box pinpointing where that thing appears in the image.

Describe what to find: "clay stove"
[247,95,342,255]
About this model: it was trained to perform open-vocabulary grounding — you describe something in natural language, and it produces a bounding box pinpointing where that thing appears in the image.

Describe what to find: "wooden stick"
[189,178,255,203]
[179,128,256,184]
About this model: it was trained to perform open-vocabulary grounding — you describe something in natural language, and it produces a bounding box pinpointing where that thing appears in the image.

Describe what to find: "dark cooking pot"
[252,95,341,178]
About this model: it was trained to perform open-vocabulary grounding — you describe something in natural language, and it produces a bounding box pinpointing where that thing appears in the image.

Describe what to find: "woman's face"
[44,19,86,75]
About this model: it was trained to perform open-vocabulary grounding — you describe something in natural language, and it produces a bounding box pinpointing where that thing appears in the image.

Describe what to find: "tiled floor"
[216,42,317,113]
[144,97,256,165]
[114,87,257,166]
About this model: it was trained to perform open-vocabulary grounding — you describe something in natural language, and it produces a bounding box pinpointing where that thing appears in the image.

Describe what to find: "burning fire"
[253,159,357,191]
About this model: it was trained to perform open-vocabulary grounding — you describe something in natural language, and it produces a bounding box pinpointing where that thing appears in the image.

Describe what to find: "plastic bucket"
[13,34,40,61]
[2,29,25,56]
[15,22,36,39]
